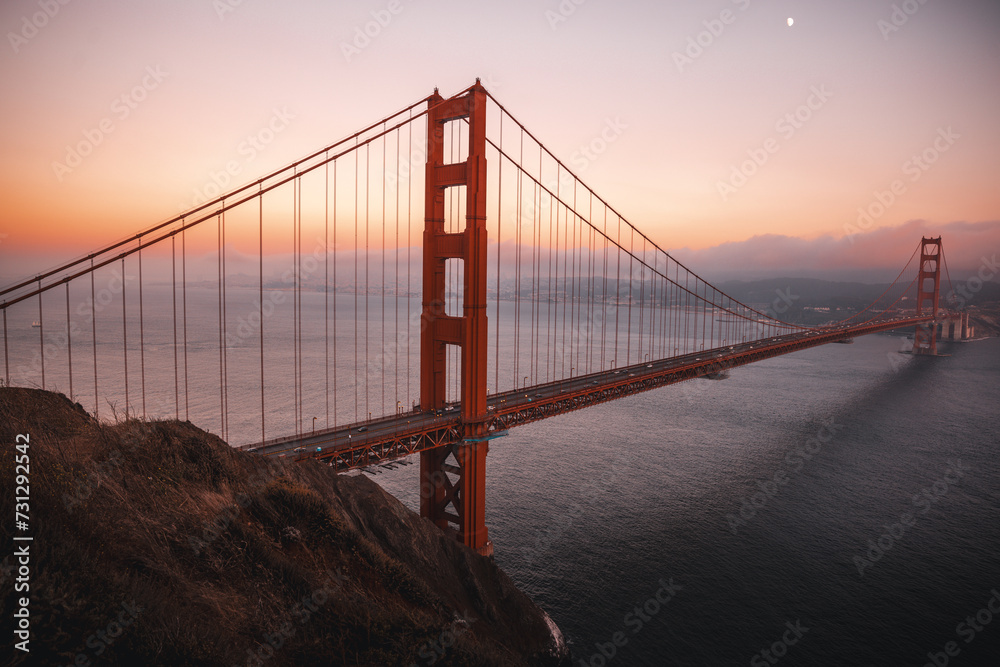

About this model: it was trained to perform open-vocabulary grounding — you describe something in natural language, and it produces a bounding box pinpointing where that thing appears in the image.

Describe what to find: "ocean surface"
[368,334,1000,666]
[4,284,999,665]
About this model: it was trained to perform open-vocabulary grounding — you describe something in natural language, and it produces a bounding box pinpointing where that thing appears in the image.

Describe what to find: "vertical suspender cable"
[651,253,659,358]
[579,204,586,373]
[673,261,679,355]
[646,247,659,361]
[588,193,595,373]
[580,196,587,373]
[709,287,716,349]
[222,208,229,438]
[553,193,569,379]
[394,128,400,413]
[528,155,536,385]
[567,188,582,377]
[292,179,297,435]
[560,192,568,377]
[365,143,370,420]
[601,206,608,370]
[670,260,677,355]
[182,224,189,420]
[65,283,73,401]
[494,113,502,394]
[531,150,545,384]
[218,213,225,436]
[546,164,555,382]
[647,247,654,361]
[407,112,412,407]
[637,238,645,363]
[325,156,330,428]
[138,242,145,416]
[547,183,555,381]
[626,228,633,365]
[354,141,359,423]
[537,150,546,382]
[685,270,691,354]
[709,283,713,348]
[614,215,621,369]
[223,208,230,438]
[664,257,671,355]
[91,261,98,418]
[662,265,669,355]
[657,255,664,358]
[701,279,707,351]
[656,256,663,358]
[566,184,579,377]
[259,187,265,444]
[575,195,582,373]
[656,254,662,359]
[333,159,339,425]
[121,259,128,415]
[667,257,673,355]
[570,183,577,376]
[382,124,386,415]
[513,130,522,387]
[297,174,304,435]
[295,177,300,434]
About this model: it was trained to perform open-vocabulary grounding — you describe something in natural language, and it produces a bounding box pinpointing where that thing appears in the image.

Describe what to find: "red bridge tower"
[913,236,942,355]
[419,82,493,556]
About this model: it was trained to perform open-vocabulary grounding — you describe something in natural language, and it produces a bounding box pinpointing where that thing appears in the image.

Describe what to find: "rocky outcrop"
[0,387,569,666]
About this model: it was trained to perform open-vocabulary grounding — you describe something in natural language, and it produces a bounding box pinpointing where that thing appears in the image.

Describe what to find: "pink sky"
[1,0,998,283]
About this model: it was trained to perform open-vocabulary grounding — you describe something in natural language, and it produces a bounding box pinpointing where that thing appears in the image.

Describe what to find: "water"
[3,282,749,445]
[6,282,999,664]
[367,335,1000,666]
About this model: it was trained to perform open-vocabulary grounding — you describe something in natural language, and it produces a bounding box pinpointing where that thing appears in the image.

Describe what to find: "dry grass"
[0,387,568,666]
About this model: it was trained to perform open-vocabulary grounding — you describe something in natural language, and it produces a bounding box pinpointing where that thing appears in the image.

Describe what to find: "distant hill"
[719,277,893,305]
[718,276,1000,311]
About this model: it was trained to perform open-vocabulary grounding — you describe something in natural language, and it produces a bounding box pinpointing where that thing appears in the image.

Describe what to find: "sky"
[1,0,998,283]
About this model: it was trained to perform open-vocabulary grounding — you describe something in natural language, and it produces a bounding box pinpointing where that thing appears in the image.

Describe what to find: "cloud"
[5,220,998,292]
[671,220,1000,283]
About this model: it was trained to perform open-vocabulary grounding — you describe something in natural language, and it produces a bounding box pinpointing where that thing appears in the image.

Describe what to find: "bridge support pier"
[419,440,492,556]
[419,81,493,556]
[913,236,942,355]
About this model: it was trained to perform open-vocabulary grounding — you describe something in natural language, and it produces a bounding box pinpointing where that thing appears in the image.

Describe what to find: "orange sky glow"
[1,0,998,283]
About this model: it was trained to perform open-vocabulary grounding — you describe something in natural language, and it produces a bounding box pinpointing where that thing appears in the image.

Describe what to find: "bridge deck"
[243,316,930,470]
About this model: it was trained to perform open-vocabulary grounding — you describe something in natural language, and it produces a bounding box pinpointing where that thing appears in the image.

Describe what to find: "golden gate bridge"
[0,80,955,556]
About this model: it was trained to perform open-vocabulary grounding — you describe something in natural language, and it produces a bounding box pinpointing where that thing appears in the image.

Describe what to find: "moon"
[787,17,794,26]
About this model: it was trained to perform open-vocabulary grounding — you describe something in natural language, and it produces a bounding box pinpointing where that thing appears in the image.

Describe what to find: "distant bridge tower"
[419,81,493,556]
[913,236,942,355]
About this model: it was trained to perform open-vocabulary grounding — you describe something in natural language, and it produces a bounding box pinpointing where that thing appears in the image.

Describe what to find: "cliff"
[0,387,569,666]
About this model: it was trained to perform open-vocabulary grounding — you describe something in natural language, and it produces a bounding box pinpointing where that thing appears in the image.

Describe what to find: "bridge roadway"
[239,316,931,470]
